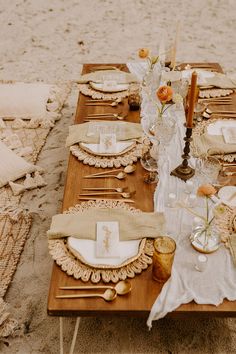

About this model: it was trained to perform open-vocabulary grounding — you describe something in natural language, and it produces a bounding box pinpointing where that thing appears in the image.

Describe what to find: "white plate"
[218,186,236,207]
[90,81,129,93]
[181,69,215,86]
[67,237,144,268]
[222,127,236,144]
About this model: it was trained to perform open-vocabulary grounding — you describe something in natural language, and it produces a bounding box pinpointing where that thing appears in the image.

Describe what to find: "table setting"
[47,56,236,353]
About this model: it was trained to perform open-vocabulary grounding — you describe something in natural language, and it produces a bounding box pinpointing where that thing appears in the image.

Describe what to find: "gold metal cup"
[152,236,176,283]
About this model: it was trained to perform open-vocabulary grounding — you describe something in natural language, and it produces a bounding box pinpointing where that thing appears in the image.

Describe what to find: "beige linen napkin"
[205,73,236,89]
[229,233,236,266]
[47,208,165,241]
[192,133,236,157]
[65,122,143,147]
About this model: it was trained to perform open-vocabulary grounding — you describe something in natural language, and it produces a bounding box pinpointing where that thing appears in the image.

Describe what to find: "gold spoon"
[79,191,135,199]
[85,114,125,121]
[205,108,236,115]
[59,280,132,296]
[84,172,126,180]
[202,111,236,119]
[86,98,123,104]
[82,187,128,193]
[56,288,117,301]
[85,102,118,107]
[84,165,136,178]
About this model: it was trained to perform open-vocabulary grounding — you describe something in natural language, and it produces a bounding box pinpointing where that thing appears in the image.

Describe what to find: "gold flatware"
[85,114,125,121]
[88,66,119,72]
[86,98,123,104]
[223,171,236,176]
[82,187,128,193]
[202,112,236,119]
[85,102,118,107]
[199,97,232,102]
[84,165,136,178]
[59,280,132,296]
[56,288,117,301]
[79,191,135,199]
[78,197,135,203]
[205,108,236,115]
[84,172,126,180]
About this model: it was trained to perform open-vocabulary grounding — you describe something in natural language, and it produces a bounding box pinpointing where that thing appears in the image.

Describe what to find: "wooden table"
[47,63,236,353]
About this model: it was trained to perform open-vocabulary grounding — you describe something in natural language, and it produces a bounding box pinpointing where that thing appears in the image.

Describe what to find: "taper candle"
[186,71,198,128]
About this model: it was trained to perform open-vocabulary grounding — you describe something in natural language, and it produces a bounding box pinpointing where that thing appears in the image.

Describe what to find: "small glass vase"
[190,224,220,254]
[154,112,176,146]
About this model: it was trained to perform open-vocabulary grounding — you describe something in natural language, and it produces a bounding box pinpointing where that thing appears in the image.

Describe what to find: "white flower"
[172,93,183,109]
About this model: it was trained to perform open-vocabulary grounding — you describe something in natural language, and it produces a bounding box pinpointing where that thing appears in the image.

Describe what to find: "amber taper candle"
[186,71,198,128]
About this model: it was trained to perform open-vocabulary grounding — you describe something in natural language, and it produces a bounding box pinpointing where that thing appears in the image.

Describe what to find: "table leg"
[69,317,81,354]
[59,317,81,354]
[59,317,64,354]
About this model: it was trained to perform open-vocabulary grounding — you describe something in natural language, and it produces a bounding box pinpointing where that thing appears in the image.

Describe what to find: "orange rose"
[197,184,217,197]
[156,86,173,103]
[138,48,149,59]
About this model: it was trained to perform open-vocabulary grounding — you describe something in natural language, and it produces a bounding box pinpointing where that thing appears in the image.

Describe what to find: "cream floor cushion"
[0,82,71,120]
[0,141,37,187]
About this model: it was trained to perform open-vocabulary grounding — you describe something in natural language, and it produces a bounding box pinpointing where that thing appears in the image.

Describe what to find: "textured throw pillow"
[0,141,37,187]
[0,82,71,120]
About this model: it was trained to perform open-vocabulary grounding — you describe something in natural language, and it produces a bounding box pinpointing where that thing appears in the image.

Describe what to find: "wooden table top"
[47,63,236,318]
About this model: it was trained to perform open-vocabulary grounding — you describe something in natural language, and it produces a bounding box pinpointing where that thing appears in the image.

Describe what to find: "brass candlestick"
[171,127,195,181]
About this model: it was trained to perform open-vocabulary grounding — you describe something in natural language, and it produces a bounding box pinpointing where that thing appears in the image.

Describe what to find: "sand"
[0,0,236,353]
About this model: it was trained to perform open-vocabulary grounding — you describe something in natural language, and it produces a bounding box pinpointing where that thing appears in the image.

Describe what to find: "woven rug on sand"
[0,82,71,337]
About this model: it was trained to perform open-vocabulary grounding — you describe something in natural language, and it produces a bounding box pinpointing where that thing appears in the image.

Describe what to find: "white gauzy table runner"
[127,62,236,328]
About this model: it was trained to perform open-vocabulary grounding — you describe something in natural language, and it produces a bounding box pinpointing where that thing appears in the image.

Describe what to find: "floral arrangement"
[156,85,183,118]
[179,183,225,250]
[138,48,159,71]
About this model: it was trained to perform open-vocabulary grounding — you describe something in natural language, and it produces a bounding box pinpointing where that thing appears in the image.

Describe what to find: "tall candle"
[186,71,198,128]
[170,21,180,69]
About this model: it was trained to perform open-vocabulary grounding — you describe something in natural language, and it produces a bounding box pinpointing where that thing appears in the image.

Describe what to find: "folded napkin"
[229,233,236,266]
[47,208,165,241]
[65,122,143,147]
[205,72,236,89]
[192,133,236,157]
[222,127,236,144]
[76,70,137,84]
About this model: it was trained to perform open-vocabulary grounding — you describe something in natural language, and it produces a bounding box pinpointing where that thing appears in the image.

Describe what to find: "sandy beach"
[0,0,236,353]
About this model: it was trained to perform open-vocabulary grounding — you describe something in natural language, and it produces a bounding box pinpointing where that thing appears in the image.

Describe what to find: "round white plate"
[181,69,214,85]
[67,237,144,268]
[218,186,236,207]
[90,81,129,93]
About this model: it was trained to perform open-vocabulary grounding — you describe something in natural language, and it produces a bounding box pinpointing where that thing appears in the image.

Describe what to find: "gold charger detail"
[70,142,142,168]
[199,88,234,98]
[48,200,154,283]
[77,84,128,100]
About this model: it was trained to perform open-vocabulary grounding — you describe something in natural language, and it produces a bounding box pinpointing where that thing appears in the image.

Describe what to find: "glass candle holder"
[152,236,176,283]
[128,83,141,111]
[195,254,208,272]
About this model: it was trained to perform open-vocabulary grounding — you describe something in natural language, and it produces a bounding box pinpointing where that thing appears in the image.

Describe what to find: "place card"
[99,133,117,153]
[96,221,120,258]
